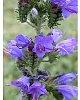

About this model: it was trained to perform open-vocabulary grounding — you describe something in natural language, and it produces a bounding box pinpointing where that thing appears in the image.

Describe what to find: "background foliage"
[3,0,78,100]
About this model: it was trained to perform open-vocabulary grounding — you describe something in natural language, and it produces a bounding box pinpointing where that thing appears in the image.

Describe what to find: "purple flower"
[55,72,77,84]
[50,29,78,56]
[8,34,31,58]
[15,34,31,50]
[28,82,48,100]
[51,0,78,18]
[50,29,63,42]
[56,85,78,100]
[8,40,17,49]
[56,37,78,55]
[9,46,25,58]
[10,76,30,94]
[33,35,53,58]
[8,34,31,50]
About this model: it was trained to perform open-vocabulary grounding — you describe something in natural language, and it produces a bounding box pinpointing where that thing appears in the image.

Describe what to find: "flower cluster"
[11,78,48,100]
[7,29,78,100]
[7,29,77,59]
[9,72,77,100]
[5,0,78,100]
[17,0,78,28]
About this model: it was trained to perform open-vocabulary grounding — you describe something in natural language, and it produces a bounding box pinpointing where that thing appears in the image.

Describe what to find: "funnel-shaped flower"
[8,34,31,50]
[50,29,77,56]
[8,34,31,58]
[51,0,78,18]
[55,72,77,84]
[8,40,17,49]
[56,37,78,55]
[56,85,78,100]
[28,82,48,100]
[33,35,53,58]
[10,76,30,94]
[15,34,31,50]
[9,46,25,58]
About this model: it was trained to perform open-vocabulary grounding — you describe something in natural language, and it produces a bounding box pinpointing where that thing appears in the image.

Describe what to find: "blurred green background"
[3,0,78,100]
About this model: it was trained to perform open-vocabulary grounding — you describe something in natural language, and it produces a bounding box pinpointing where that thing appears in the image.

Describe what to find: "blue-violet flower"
[10,76,30,94]
[9,46,25,58]
[33,35,53,58]
[55,72,77,84]
[50,29,78,56]
[28,82,48,100]
[51,0,78,18]
[56,85,78,100]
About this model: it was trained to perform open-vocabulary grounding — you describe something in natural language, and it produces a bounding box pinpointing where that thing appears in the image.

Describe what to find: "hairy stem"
[35,16,44,35]
[20,94,32,100]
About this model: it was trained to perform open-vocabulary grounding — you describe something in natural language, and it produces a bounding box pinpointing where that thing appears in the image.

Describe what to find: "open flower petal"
[56,37,78,55]
[51,29,63,42]
[9,46,25,58]
[11,76,30,94]
[28,82,48,100]
[55,72,77,84]
[16,34,31,49]
[56,85,78,100]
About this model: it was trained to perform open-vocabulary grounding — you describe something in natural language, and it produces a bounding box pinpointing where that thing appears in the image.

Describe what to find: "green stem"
[35,16,44,35]
[36,20,42,34]
[26,18,42,35]
[26,20,36,28]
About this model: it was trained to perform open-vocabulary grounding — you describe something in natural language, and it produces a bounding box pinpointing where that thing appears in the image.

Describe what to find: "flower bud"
[31,8,38,18]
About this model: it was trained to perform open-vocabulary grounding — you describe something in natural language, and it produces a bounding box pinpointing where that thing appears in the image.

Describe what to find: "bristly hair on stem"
[7,0,78,100]
[16,0,63,33]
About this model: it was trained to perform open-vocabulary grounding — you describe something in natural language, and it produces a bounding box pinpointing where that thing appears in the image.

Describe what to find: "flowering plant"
[4,0,78,100]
